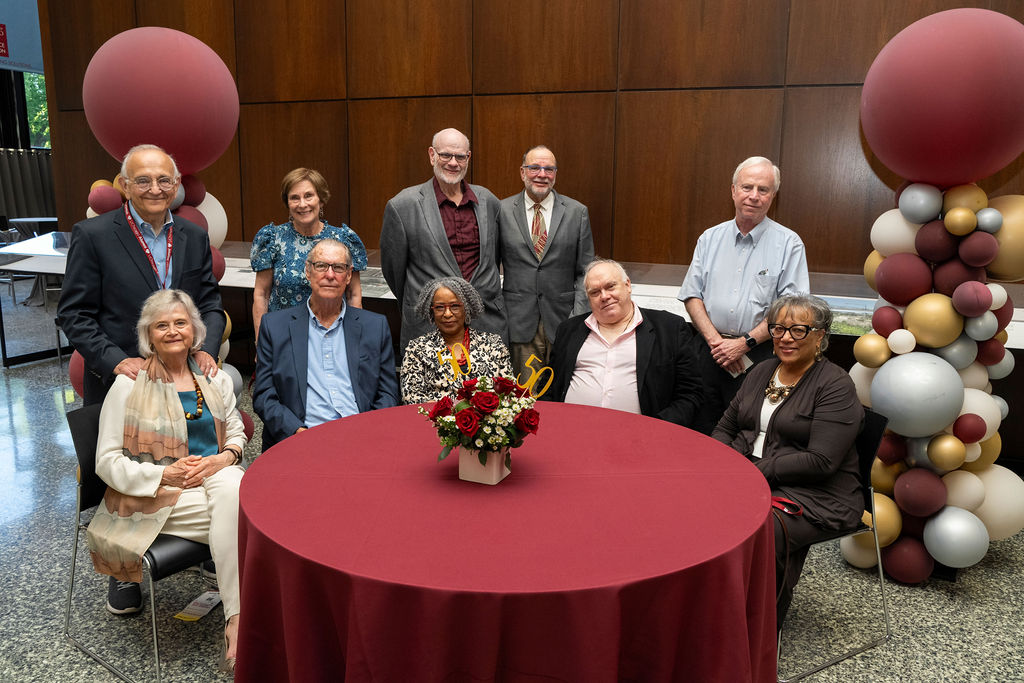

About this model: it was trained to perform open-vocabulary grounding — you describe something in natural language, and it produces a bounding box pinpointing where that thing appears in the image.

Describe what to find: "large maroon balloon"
[82,28,239,174]
[88,185,123,215]
[876,432,907,466]
[915,220,959,263]
[951,280,993,318]
[70,351,85,399]
[932,258,985,297]
[874,253,932,306]
[958,231,999,267]
[174,205,209,232]
[893,468,947,517]
[211,245,225,281]
[861,9,1024,186]
[882,536,934,584]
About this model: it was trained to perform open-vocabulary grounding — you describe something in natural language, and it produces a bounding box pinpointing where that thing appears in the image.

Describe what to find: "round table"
[236,403,776,682]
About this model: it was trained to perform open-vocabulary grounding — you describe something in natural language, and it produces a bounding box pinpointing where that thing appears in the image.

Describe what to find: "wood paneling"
[137,0,237,77]
[238,102,348,241]
[776,87,897,275]
[613,90,784,265]
[473,93,616,256]
[235,0,345,103]
[473,0,617,94]
[787,0,976,84]
[347,98,473,248]
[619,0,788,89]
[198,135,244,242]
[48,111,124,229]
[347,0,472,98]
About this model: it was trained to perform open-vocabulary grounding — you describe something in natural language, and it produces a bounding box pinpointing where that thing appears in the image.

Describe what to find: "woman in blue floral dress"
[250,168,367,337]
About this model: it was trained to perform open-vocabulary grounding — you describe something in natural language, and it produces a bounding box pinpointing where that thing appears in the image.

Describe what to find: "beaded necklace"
[183,375,205,420]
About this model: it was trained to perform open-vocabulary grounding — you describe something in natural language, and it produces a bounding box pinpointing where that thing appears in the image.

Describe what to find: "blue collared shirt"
[304,299,359,427]
[127,201,175,289]
[678,216,809,336]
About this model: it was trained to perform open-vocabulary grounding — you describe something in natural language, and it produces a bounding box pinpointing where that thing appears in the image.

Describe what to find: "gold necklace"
[765,369,797,404]
[183,374,205,420]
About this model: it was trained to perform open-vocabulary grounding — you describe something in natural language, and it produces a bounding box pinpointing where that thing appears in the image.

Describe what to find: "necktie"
[531,203,547,259]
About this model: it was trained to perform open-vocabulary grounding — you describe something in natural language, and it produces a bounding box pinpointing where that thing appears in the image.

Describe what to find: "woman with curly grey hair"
[400,277,513,403]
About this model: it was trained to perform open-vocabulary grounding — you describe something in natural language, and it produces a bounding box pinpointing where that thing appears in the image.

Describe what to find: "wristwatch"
[744,334,758,349]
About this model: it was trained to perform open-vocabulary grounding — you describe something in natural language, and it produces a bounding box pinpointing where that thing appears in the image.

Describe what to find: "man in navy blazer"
[57,144,224,405]
[544,259,702,428]
[253,239,399,451]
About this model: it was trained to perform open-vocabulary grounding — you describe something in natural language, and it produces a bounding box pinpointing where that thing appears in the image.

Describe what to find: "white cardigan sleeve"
[94,375,165,498]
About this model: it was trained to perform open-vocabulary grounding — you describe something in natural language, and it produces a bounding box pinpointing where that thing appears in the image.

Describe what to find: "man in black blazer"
[253,239,399,451]
[58,144,224,405]
[545,259,702,428]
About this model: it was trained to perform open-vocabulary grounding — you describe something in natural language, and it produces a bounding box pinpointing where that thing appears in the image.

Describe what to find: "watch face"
[746,336,757,348]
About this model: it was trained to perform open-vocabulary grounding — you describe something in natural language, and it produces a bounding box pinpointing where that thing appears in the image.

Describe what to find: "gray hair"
[120,144,182,182]
[305,238,351,267]
[414,277,484,324]
[732,156,781,193]
[768,294,832,351]
[522,145,553,165]
[583,258,630,287]
[136,289,206,357]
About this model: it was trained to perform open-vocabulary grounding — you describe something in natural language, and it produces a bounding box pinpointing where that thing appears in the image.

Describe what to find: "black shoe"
[106,577,142,615]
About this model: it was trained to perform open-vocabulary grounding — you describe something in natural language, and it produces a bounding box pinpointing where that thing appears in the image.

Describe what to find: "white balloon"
[958,362,990,390]
[871,208,922,256]
[941,470,986,511]
[196,191,228,249]
[887,328,917,354]
[840,534,879,569]
[986,283,1008,310]
[86,206,98,219]
[848,362,878,408]
[987,352,1015,381]
[964,442,982,463]
[960,388,1001,441]
[972,465,1024,540]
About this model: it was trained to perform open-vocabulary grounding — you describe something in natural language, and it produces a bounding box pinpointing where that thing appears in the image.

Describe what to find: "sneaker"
[106,577,142,615]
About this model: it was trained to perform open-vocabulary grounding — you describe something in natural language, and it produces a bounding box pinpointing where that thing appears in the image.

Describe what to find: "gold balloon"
[90,178,114,192]
[222,312,233,343]
[962,431,1001,471]
[903,293,963,348]
[854,333,892,368]
[853,493,902,550]
[995,329,1009,345]
[928,434,966,470]
[871,457,906,496]
[943,184,988,213]
[112,174,128,198]
[944,206,978,236]
[987,195,1024,281]
[864,250,884,291]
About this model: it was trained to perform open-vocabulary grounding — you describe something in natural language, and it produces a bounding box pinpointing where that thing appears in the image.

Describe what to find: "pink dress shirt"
[564,305,643,414]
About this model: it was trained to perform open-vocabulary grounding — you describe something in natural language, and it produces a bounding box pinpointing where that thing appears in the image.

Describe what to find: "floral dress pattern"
[401,328,514,404]
[250,221,368,312]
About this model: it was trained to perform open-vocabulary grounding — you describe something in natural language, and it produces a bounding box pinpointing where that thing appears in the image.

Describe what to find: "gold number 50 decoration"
[516,353,554,398]
[437,343,471,380]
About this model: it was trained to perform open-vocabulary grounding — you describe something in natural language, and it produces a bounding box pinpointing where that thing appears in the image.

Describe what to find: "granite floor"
[0,277,1022,682]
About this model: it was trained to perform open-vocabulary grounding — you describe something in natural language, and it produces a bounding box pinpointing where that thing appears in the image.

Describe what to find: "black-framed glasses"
[129,176,177,191]
[768,324,819,340]
[435,151,469,163]
[308,261,351,274]
[432,303,463,315]
[523,164,557,175]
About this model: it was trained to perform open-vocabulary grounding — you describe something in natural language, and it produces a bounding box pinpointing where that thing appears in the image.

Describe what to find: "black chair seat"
[145,535,211,581]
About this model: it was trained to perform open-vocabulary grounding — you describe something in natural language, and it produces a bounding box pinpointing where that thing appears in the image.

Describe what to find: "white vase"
[458,445,510,485]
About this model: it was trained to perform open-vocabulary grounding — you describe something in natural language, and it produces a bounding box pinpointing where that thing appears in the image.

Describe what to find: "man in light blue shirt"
[678,157,809,434]
[253,239,400,450]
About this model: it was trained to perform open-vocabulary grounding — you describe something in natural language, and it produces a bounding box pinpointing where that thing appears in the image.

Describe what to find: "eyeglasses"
[434,151,470,164]
[768,324,819,340]
[308,261,352,274]
[523,165,557,175]
[128,176,177,191]
[432,303,463,315]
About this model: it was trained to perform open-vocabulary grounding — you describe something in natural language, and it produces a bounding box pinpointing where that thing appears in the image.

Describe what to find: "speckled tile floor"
[0,279,1022,682]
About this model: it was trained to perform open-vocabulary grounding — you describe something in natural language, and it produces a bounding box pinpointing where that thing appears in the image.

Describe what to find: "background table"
[237,403,776,682]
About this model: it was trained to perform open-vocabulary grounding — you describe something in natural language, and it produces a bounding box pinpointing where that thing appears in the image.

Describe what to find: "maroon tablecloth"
[236,402,775,682]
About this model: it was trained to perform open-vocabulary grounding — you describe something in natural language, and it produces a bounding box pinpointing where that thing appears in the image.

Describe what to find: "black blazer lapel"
[111,211,161,290]
[635,311,655,397]
[169,217,189,289]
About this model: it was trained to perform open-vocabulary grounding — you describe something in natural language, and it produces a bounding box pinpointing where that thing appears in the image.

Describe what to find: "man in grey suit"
[498,145,594,377]
[380,128,507,353]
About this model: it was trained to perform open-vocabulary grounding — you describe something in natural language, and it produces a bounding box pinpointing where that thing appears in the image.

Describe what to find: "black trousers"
[772,499,837,628]
[693,336,774,435]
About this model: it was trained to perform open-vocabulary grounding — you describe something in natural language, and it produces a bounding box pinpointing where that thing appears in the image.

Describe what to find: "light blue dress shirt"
[127,201,175,289]
[678,216,809,336]
[304,299,359,427]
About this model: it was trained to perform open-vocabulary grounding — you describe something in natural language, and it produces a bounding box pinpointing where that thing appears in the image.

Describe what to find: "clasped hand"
[161,454,228,489]
[709,336,748,374]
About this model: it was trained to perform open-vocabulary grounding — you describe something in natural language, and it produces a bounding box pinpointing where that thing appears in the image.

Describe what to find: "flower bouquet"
[419,375,540,484]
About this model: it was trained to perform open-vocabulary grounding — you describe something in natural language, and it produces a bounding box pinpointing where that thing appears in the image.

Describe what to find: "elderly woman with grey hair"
[400,276,513,404]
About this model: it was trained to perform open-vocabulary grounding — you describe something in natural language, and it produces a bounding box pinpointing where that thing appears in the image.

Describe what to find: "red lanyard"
[123,203,173,288]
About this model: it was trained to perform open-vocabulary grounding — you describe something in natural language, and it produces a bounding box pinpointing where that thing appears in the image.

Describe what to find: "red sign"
[0,24,9,59]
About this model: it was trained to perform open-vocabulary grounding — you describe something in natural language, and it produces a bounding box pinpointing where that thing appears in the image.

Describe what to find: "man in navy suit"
[58,144,224,405]
[253,239,399,451]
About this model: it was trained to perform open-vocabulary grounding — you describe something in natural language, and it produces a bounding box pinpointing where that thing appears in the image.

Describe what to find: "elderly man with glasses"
[58,143,225,405]
[253,239,399,451]
[380,127,507,354]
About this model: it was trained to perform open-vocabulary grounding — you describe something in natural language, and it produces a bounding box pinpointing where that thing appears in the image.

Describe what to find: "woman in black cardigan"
[712,294,864,629]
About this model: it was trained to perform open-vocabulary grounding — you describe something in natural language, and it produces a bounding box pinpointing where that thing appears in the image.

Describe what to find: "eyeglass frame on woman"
[307,261,352,274]
[127,176,177,192]
[767,323,820,340]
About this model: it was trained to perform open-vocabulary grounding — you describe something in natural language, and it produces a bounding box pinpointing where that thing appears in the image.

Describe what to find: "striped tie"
[531,202,547,259]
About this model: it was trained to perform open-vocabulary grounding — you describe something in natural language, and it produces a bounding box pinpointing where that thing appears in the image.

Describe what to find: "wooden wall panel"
[619,0,788,89]
[48,111,123,229]
[137,0,237,77]
[473,0,617,94]
[347,0,472,98]
[235,0,346,103]
[787,0,976,84]
[347,98,472,248]
[238,102,348,241]
[613,90,784,265]
[472,93,616,256]
[198,135,244,242]
[776,87,897,275]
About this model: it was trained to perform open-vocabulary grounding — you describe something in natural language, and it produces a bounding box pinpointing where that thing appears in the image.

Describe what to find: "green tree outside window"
[23,72,50,149]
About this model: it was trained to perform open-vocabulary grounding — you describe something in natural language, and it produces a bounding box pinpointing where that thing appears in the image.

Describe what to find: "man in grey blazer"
[498,145,594,377]
[380,128,507,353]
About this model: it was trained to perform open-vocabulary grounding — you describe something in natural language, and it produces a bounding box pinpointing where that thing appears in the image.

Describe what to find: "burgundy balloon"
[241,409,254,441]
[952,413,988,443]
[174,205,209,232]
[82,27,239,174]
[874,253,933,306]
[876,432,907,466]
[915,220,960,263]
[882,536,934,584]
[87,185,124,215]
[958,231,999,267]
[932,258,985,297]
[900,513,928,540]
[974,338,1006,367]
[861,9,1024,186]
[993,296,1014,331]
[211,245,225,281]
[69,351,85,399]
[951,280,994,317]
[872,306,904,338]
[893,468,947,517]
[181,174,207,207]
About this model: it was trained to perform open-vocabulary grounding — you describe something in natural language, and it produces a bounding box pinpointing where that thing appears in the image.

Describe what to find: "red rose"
[457,378,479,400]
[469,391,500,415]
[514,408,540,435]
[428,396,453,419]
[492,377,517,395]
[515,384,532,398]
[455,408,480,436]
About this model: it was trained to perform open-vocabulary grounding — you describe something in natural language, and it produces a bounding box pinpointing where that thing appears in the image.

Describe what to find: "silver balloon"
[991,394,1009,421]
[923,506,990,568]
[898,183,943,223]
[932,333,978,370]
[987,351,1015,380]
[904,436,950,474]
[170,183,186,210]
[870,352,965,437]
[221,362,244,400]
[964,311,998,341]
[975,207,1003,234]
